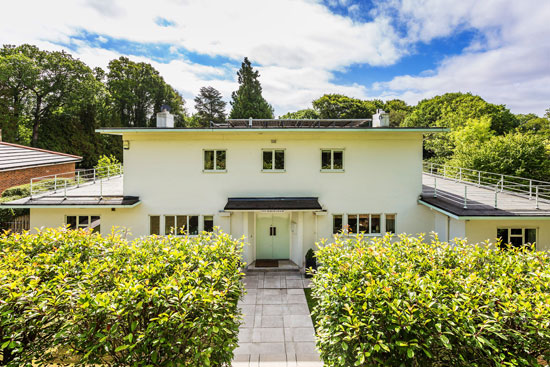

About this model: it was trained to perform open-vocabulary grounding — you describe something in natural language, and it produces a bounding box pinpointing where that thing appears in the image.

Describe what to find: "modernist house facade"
[3,111,550,268]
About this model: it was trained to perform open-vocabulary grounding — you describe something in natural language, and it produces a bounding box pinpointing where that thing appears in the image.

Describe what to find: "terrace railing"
[30,164,123,199]
[422,162,550,210]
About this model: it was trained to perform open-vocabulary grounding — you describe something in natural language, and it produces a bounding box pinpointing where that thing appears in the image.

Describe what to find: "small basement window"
[263,149,285,171]
[204,150,226,171]
[321,149,344,171]
[66,215,100,233]
[165,215,199,235]
[497,228,536,249]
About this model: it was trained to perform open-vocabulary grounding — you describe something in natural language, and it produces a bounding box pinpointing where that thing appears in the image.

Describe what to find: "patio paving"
[233,271,322,367]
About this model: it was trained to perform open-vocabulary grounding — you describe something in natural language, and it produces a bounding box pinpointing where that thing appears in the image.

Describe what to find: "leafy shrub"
[0,228,244,366]
[311,234,550,366]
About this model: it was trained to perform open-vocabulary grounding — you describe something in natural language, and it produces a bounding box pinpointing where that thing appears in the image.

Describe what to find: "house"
[2,110,550,269]
[0,138,82,194]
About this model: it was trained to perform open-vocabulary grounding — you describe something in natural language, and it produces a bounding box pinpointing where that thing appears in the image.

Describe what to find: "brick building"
[0,141,82,194]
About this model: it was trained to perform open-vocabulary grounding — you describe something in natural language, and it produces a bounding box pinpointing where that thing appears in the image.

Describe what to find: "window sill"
[262,169,286,173]
[320,169,345,173]
[203,169,227,173]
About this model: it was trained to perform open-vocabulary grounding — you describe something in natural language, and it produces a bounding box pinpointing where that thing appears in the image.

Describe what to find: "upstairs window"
[66,215,100,233]
[204,150,226,171]
[165,215,199,235]
[497,228,536,249]
[321,149,344,171]
[263,149,285,171]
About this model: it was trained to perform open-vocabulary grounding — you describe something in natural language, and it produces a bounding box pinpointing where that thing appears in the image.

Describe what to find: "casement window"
[332,215,343,234]
[497,228,536,249]
[347,214,381,234]
[262,149,285,171]
[150,215,160,235]
[204,215,214,232]
[385,214,396,234]
[66,215,100,233]
[164,215,199,235]
[204,150,226,171]
[321,149,344,171]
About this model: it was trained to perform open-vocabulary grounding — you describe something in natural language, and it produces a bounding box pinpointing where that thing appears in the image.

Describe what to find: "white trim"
[320,148,345,172]
[261,148,286,172]
[202,149,227,172]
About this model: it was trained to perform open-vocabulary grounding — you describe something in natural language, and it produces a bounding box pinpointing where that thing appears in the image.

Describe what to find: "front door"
[256,213,290,259]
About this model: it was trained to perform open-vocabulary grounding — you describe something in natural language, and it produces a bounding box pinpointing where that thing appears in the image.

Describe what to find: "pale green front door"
[256,213,290,259]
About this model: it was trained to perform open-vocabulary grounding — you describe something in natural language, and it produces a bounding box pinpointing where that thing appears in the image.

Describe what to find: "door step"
[247,260,300,272]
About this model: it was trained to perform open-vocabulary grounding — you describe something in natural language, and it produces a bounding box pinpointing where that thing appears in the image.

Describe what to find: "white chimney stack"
[156,105,174,128]
[372,109,390,127]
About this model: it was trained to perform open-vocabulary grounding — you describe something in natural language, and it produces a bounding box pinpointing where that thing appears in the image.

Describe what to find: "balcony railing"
[30,164,123,199]
[422,162,550,210]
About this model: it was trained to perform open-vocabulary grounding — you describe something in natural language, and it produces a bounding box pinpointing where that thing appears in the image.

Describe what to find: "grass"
[304,287,318,330]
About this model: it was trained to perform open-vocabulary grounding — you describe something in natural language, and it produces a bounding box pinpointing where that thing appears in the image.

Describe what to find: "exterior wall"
[0,163,75,194]
[465,219,550,251]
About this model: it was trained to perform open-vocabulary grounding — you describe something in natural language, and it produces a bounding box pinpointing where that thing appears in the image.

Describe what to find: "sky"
[1,0,549,116]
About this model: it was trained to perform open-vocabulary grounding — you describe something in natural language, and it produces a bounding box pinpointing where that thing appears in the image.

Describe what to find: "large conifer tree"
[194,86,226,125]
[229,57,274,119]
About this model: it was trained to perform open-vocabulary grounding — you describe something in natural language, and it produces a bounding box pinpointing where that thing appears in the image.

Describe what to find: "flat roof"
[0,142,82,171]
[0,195,140,208]
[225,197,322,211]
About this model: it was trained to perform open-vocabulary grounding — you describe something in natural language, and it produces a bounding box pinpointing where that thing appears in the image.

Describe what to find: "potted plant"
[305,248,317,278]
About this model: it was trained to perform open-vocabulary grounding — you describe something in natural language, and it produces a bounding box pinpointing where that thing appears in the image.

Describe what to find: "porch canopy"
[224,197,322,211]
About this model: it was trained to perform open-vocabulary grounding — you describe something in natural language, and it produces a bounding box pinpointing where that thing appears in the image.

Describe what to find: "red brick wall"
[0,163,76,195]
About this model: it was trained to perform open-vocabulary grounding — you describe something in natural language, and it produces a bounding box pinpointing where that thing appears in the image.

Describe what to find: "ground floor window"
[165,215,199,235]
[204,215,214,232]
[347,214,381,234]
[386,214,396,233]
[497,228,536,249]
[332,215,343,234]
[66,215,100,233]
[150,215,160,235]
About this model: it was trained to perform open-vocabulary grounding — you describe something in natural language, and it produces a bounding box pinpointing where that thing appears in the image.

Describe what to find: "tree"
[383,99,412,126]
[312,94,380,119]
[279,109,319,119]
[106,57,186,127]
[194,86,226,126]
[229,57,273,119]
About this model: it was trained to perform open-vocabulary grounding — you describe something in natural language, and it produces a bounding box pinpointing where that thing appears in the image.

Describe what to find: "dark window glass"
[216,150,226,170]
[371,215,380,233]
[204,216,214,232]
[525,228,536,246]
[321,150,331,169]
[358,215,369,233]
[204,150,214,170]
[188,216,199,235]
[348,215,358,233]
[510,236,523,248]
[333,151,343,169]
[165,216,175,235]
[90,216,100,233]
[511,228,522,235]
[497,228,508,247]
[386,214,396,233]
[66,216,77,229]
[78,216,89,227]
[263,151,273,169]
[150,216,160,235]
[275,150,285,170]
[333,215,342,234]
[177,216,187,234]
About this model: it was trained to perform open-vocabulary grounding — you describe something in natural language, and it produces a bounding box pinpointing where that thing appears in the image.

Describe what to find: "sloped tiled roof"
[0,142,82,171]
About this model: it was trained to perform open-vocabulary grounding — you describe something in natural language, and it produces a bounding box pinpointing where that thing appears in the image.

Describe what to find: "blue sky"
[1,0,549,115]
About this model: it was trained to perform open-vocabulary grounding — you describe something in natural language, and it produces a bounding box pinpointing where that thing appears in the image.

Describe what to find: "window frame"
[164,214,200,236]
[496,227,537,249]
[385,213,396,234]
[149,215,160,235]
[346,213,382,235]
[320,148,345,172]
[202,149,227,173]
[261,148,286,172]
[332,214,343,234]
[203,215,215,233]
[65,215,101,233]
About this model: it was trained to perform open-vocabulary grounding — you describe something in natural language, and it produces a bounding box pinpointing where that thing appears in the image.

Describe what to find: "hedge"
[311,234,550,366]
[0,228,244,366]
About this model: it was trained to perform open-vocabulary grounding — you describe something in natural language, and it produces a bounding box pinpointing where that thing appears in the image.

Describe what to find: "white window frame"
[261,149,286,172]
[203,149,227,173]
[385,213,397,234]
[164,214,200,236]
[203,215,215,232]
[149,215,161,235]
[332,214,343,234]
[344,213,392,236]
[65,215,101,232]
[320,149,345,172]
[497,227,537,248]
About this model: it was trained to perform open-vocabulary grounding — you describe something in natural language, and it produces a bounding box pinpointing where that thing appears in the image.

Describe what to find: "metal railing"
[30,164,123,199]
[423,162,550,210]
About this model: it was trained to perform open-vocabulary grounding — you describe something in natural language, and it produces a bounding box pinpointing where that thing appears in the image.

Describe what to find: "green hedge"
[0,228,244,366]
[311,235,550,366]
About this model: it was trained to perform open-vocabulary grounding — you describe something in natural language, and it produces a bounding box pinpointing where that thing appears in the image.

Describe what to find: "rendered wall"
[465,219,550,251]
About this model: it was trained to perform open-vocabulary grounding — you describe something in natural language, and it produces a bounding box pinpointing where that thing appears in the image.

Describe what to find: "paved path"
[233,271,322,367]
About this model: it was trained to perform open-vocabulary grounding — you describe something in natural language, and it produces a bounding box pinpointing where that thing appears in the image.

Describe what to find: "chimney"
[156,105,174,128]
[372,109,390,127]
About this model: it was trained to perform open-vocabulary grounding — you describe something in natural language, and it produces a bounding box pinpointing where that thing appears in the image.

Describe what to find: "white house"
[3,110,550,268]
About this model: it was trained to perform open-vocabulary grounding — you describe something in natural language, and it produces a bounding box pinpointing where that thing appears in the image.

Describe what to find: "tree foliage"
[279,108,320,119]
[229,57,274,119]
[194,86,226,126]
[312,94,381,119]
